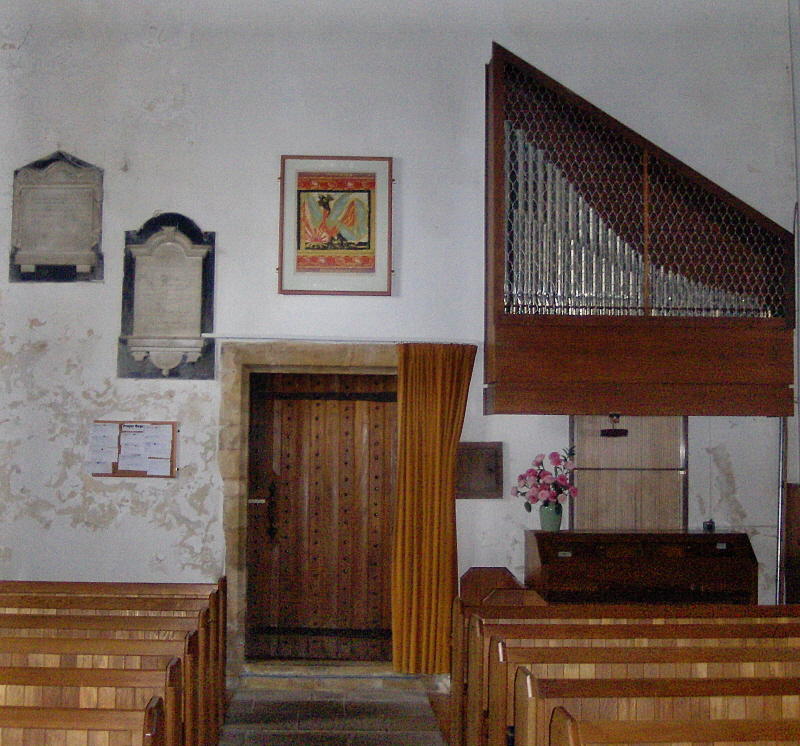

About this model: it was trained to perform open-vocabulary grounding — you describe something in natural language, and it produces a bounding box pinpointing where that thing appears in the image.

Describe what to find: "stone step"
[239,660,443,693]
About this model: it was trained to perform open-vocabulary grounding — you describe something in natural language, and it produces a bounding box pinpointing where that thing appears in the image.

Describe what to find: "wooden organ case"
[484,44,794,417]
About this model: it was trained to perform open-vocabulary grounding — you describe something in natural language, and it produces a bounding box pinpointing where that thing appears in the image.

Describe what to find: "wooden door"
[246,373,397,660]
[572,416,687,530]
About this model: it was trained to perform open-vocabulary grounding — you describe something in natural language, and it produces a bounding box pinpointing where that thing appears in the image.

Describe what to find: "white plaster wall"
[0,0,795,591]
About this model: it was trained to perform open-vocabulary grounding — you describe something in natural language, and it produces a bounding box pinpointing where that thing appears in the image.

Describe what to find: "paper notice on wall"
[88,421,175,476]
[86,421,120,474]
[119,423,173,475]
[147,457,173,477]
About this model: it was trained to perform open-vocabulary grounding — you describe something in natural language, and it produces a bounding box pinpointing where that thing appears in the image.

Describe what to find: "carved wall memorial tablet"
[118,213,215,379]
[10,151,103,281]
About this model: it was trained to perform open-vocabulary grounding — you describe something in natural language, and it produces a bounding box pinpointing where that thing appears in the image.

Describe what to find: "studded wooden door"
[246,373,397,660]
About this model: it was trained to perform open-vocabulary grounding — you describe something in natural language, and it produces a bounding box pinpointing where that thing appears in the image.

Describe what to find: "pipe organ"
[484,44,793,416]
[504,125,777,319]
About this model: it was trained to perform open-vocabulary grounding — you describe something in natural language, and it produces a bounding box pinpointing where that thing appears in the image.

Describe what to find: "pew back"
[516,672,800,746]
[548,704,800,746]
[0,632,200,746]
[0,660,181,746]
[0,583,221,743]
[452,600,800,746]
[466,619,800,746]
[0,695,165,746]
[488,639,800,746]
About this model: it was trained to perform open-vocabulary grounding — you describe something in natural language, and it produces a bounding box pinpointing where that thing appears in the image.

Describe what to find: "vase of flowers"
[511,447,577,531]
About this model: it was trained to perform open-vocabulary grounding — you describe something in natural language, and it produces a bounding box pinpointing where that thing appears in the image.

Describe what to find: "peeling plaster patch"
[0,306,223,578]
[704,443,748,526]
[59,495,120,531]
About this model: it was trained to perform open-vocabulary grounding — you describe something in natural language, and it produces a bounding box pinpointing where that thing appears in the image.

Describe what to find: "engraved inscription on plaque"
[11,152,103,275]
[125,226,210,375]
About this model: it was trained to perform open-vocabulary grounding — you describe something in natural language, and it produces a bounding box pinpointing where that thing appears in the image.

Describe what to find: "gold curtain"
[391,342,477,673]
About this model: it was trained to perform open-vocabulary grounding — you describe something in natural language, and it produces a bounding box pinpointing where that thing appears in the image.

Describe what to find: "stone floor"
[220,662,448,746]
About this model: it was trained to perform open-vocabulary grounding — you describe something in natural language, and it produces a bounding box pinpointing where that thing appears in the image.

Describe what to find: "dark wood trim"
[486,382,793,417]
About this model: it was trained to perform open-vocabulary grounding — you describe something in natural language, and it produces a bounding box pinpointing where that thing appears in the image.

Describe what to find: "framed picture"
[278,155,393,295]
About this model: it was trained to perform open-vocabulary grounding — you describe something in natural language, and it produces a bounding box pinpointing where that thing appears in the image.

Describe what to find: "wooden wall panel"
[485,317,793,416]
[572,472,683,531]
[575,416,683,469]
[573,416,685,531]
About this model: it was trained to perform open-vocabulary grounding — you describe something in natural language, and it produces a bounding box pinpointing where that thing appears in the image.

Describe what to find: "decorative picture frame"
[278,155,393,295]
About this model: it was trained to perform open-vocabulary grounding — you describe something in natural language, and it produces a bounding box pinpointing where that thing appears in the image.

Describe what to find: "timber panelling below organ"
[246,373,397,661]
[572,415,686,531]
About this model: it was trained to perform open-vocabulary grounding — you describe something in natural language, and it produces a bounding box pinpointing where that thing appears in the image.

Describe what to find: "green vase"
[539,501,563,531]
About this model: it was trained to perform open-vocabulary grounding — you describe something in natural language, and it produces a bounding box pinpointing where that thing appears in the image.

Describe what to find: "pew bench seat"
[452,597,800,746]
[486,633,800,746]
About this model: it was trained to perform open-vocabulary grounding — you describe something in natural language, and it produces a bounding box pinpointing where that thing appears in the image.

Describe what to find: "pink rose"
[538,488,555,502]
[564,460,575,471]
[555,474,569,487]
[540,472,554,485]
[568,485,578,498]
[533,454,545,467]
[548,451,562,466]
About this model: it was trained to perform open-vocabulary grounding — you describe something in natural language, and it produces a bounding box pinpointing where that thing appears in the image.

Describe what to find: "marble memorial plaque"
[11,152,103,274]
[125,226,210,375]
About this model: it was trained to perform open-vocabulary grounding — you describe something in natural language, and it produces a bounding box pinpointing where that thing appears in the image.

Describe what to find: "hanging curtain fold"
[391,342,477,673]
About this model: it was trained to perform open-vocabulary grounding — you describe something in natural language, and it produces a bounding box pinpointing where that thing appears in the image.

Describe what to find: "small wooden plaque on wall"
[455,441,503,499]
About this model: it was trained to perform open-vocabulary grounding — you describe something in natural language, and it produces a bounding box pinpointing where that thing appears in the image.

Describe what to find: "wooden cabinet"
[524,530,758,604]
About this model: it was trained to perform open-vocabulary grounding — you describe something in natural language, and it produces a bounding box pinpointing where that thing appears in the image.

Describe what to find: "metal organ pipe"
[504,126,769,318]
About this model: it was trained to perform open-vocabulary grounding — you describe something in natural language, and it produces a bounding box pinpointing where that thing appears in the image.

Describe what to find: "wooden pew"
[451,591,546,746]
[0,632,201,746]
[0,576,226,734]
[548,704,800,746]
[0,694,166,746]
[0,609,209,745]
[0,585,221,742]
[466,619,800,746]
[0,611,206,745]
[487,635,800,746]
[0,659,182,746]
[457,605,800,746]
[514,673,800,746]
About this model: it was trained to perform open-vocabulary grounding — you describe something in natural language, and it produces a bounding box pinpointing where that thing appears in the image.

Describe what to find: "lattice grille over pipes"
[502,63,789,318]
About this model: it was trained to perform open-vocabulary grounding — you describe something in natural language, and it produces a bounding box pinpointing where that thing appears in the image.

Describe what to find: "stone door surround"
[218,340,398,680]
